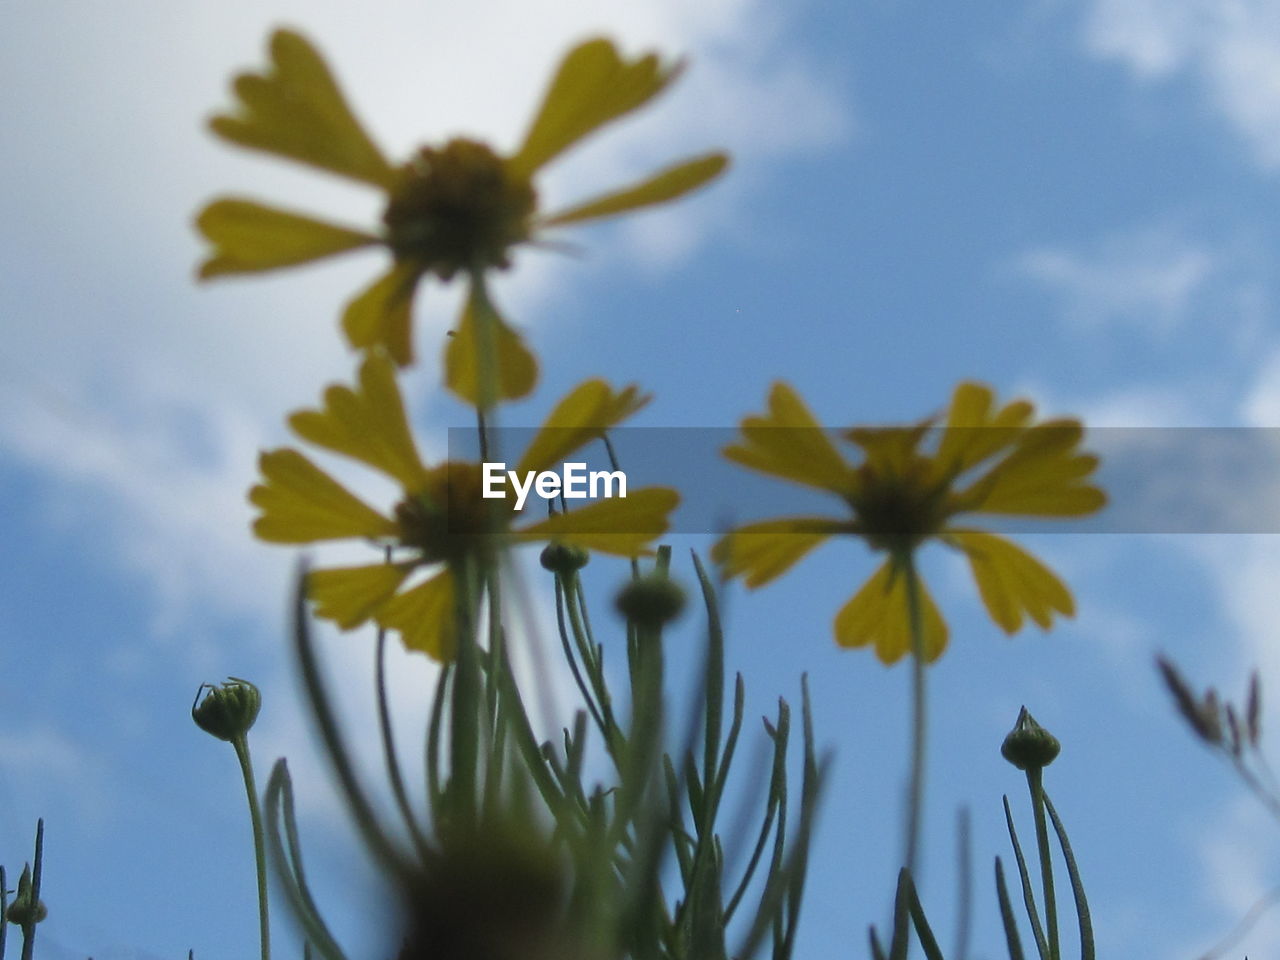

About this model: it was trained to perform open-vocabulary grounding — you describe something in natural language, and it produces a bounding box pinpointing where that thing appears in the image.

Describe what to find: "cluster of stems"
[199,396,824,960]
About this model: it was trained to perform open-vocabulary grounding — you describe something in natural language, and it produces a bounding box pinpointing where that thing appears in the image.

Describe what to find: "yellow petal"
[540,153,729,227]
[947,531,1075,633]
[195,198,377,278]
[288,355,429,492]
[965,420,1106,517]
[308,563,410,629]
[444,282,538,408]
[711,518,840,589]
[517,487,678,556]
[935,382,1034,477]
[976,482,1106,517]
[947,382,994,428]
[833,560,949,664]
[845,424,933,476]
[210,29,395,187]
[341,262,423,366]
[510,38,681,175]
[376,570,457,661]
[250,449,396,543]
[723,382,852,493]
[514,380,649,477]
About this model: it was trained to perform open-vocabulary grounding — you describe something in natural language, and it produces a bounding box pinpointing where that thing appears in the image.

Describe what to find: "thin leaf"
[263,760,347,960]
[425,662,450,820]
[664,754,695,884]
[955,807,973,960]
[1043,792,1094,960]
[692,551,726,808]
[870,928,889,960]
[904,870,946,960]
[375,627,433,864]
[778,678,821,960]
[293,564,414,883]
[996,857,1027,960]
[887,868,911,960]
[1004,795,1050,960]
[1248,672,1262,747]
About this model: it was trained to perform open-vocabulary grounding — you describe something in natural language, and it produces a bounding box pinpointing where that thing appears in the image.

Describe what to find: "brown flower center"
[395,462,516,566]
[847,460,951,553]
[383,139,537,281]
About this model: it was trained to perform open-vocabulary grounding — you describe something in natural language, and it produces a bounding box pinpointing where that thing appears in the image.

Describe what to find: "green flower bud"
[192,677,261,742]
[1001,706,1060,771]
[615,575,686,628]
[540,542,589,575]
[5,864,46,926]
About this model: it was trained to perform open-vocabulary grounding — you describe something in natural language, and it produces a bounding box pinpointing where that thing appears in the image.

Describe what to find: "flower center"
[383,139,537,281]
[847,461,951,553]
[394,462,515,566]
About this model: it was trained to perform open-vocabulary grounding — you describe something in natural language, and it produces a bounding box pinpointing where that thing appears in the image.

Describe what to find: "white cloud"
[1,0,799,866]
[1104,354,1280,956]
[0,0,849,642]
[1081,0,1280,170]
[1241,346,1280,426]
[1072,383,1206,427]
[1166,359,1280,686]
[0,726,110,823]
[1196,795,1280,958]
[1013,223,1217,336]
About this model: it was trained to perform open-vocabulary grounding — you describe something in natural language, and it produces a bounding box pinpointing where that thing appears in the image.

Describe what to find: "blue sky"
[5,0,1280,957]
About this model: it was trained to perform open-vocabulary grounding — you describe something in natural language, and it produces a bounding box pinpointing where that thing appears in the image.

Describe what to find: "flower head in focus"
[196,30,728,406]
[712,382,1105,664]
[250,355,677,658]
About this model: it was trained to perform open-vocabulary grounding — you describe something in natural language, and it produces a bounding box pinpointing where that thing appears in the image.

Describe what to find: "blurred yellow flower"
[712,382,1105,664]
[197,30,728,406]
[251,355,677,658]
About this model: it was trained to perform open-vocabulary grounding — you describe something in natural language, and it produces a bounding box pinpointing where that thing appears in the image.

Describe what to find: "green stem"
[602,434,641,581]
[1027,768,1059,960]
[476,407,491,465]
[292,575,412,881]
[233,737,271,960]
[448,557,482,832]
[469,272,501,413]
[564,573,624,764]
[901,549,927,885]
[553,573,607,736]
[375,627,433,864]
[483,563,507,818]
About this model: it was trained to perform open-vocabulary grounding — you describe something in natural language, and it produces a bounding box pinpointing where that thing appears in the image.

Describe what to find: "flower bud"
[192,677,261,742]
[5,864,46,926]
[1001,706,1060,771]
[540,542,589,575]
[615,575,686,628]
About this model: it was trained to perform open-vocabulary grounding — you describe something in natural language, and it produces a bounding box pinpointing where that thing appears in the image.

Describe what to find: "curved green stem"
[448,556,483,832]
[1027,768,1059,960]
[469,271,501,413]
[901,549,927,885]
[233,737,270,960]
[292,572,414,881]
[375,627,433,864]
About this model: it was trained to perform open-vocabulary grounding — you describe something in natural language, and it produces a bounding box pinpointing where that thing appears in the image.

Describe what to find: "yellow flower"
[251,355,678,659]
[197,30,729,405]
[712,382,1105,664]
